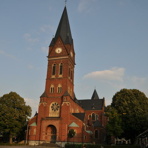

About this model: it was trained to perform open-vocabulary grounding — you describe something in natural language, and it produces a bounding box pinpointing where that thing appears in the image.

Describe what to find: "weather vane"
[65,0,67,6]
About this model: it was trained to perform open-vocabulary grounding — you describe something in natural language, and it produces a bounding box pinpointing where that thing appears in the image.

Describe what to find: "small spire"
[91,89,99,100]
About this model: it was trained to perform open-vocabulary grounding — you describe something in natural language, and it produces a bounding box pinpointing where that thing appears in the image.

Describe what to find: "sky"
[0,0,148,116]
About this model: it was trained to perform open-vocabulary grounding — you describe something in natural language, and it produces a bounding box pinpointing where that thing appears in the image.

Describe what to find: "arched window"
[57,84,62,93]
[95,130,98,139]
[92,113,96,121]
[52,64,56,75]
[96,114,99,120]
[88,114,91,119]
[69,67,71,78]
[50,85,54,93]
[71,70,73,80]
[59,63,63,75]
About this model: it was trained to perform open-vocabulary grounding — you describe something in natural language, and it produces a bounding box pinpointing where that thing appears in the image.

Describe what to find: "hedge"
[65,144,140,148]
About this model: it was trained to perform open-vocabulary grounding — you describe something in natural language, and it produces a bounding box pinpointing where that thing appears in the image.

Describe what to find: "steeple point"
[50,6,73,46]
[91,89,99,100]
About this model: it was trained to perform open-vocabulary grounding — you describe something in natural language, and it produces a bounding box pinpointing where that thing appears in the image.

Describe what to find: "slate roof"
[72,113,85,121]
[77,90,105,110]
[63,91,70,96]
[78,99,104,110]
[40,91,48,98]
[34,112,38,117]
[50,6,73,46]
[91,89,99,100]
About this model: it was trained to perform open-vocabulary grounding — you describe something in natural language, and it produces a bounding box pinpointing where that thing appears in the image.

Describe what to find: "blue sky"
[0,0,148,116]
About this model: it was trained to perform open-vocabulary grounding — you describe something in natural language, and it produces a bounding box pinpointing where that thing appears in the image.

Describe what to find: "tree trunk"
[9,135,13,144]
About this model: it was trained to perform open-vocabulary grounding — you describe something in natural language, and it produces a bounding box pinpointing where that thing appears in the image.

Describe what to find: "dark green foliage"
[65,144,140,148]
[0,92,32,143]
[68,129,76,138]
[65,143,82,148]
[104,146,140,148]
[85,144,101,148]
[106,89,148,143]
[105,106,123,137]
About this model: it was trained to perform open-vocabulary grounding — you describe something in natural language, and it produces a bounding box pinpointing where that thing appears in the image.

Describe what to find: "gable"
[30,122,37,126]
[68,122,79,127]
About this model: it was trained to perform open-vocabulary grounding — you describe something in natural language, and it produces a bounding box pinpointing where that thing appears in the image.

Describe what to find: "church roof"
[78,99,104,110]
[72,113,85,121]
[50,7,73,46]
[40,91,48,98]
[63,91,70,96]
[77,90,105,110]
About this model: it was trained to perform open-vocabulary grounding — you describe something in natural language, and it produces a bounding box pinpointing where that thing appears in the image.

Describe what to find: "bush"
[65,143,82,148]
[65,144,140,148]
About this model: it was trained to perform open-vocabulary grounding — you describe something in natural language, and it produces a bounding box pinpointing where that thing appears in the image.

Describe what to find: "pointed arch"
[57,84,62,93]
[52,64,56,75]
[92,113,96,121]
[59,63,63,75]
[96,114,99,120]
[50,85,54,93]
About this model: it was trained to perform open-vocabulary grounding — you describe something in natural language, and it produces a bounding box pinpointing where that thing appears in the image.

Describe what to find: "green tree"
[106,106,123,137]
[111,89,148,143]
[68,129,76,138]
[0,92,31,143]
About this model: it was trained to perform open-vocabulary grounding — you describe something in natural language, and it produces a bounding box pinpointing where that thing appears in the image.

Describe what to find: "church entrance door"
[46,125,57,143]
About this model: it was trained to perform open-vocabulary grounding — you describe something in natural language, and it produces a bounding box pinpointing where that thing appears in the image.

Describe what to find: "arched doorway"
[46,125,57,143]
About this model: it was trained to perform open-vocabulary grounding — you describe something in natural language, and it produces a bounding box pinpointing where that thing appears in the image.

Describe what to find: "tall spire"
[50,7,73,46]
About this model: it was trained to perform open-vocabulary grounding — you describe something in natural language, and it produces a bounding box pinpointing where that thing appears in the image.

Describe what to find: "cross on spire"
[65,0,67,6]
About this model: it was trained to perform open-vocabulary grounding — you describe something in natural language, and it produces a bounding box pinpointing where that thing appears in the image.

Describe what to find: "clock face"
[55,47,62,53]
[51,102,60,112]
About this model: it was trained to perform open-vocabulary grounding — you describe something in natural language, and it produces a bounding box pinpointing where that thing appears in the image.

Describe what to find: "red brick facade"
[27,7,107,146]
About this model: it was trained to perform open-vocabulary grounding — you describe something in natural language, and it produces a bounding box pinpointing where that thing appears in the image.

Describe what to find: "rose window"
[51,103,60,112]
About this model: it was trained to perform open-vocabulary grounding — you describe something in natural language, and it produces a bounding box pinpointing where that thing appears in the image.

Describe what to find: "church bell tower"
[40,7,75,117]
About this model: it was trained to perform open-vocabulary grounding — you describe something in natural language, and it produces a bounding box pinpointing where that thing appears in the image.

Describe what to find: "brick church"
[27,6,107,146]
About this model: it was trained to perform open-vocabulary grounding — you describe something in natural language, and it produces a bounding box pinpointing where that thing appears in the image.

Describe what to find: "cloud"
[24,33,39,43]
[0,50,16,60]
[78,0,96,13]
[83,67,125,81]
